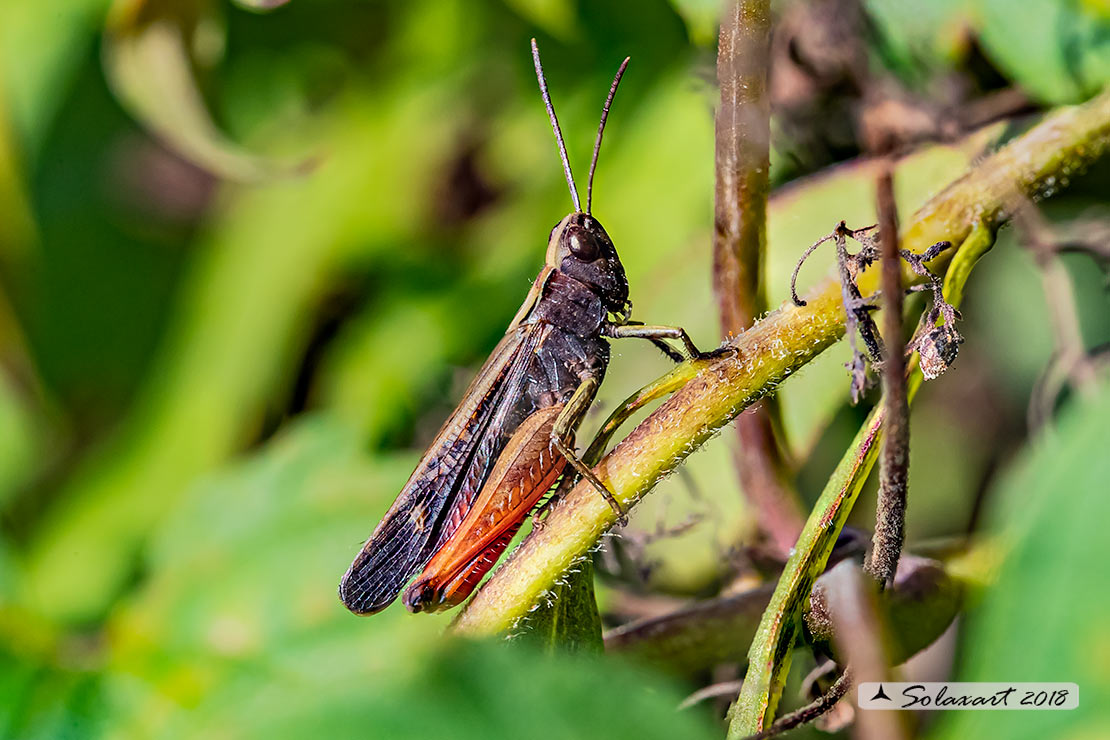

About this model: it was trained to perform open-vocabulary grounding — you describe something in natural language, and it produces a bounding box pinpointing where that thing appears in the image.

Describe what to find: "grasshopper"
[339,40,709,615]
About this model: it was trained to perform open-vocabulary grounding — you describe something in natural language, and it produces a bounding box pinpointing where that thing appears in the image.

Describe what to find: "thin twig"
[742,670,853,740]
[867,162,909,588]
[1013,199,1101,429]
[680,680,746,710]
[836,224,884,401]
[790,222,889,402]
[789,233,835,306]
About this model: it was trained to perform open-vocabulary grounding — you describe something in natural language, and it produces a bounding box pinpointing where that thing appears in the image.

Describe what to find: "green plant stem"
[727,389,891,734]
[451,88,1110,639]
[582,360,709,466]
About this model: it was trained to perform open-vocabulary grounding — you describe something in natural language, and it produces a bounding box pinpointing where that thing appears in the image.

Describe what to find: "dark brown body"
[339,214,624,615]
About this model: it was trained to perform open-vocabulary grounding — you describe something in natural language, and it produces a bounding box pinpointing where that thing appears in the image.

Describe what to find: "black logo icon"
[871,684,892,701]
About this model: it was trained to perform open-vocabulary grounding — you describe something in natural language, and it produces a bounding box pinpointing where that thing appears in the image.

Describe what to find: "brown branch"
[714,0,772,333]
[867,162,909,588]
[715,0,804,557]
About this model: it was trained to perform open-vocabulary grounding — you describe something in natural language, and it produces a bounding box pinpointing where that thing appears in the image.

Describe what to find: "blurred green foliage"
[0,0,1109,737]
[932,353,1110,739]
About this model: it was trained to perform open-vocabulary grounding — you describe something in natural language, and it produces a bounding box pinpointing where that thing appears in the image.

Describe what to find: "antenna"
[586,56,629,215]
[531,39,581,213]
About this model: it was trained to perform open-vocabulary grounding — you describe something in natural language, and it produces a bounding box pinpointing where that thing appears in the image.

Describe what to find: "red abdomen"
[402,405,567,612]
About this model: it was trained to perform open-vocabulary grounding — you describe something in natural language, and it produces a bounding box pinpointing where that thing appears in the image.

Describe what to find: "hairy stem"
[452,88,1110,639]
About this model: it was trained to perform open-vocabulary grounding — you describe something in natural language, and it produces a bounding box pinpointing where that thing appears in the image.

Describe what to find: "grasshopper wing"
[402,404,567,612]
[339,326,550,614]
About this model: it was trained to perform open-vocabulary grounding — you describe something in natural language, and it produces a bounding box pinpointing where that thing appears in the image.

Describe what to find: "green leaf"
[102,0,300,181]
[134,639,718,740]
[0,652,107,740]
[513,561,603,654]
[109,416,436,669]
[101,417,711,739]
[932,376,1110,739]
[0,0,109,157]
[863,0,972,84]
[976,0,1110,104]
[20,74,461,622]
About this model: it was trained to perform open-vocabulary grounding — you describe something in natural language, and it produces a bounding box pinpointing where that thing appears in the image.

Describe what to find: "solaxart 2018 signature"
[858,682,1079,711]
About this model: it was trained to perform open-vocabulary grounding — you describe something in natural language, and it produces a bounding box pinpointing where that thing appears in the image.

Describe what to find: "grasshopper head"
[546,212,629,314]
[530,41,632,316]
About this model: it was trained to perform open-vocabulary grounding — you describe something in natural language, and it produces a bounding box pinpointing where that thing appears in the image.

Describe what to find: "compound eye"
[566,227,599,261]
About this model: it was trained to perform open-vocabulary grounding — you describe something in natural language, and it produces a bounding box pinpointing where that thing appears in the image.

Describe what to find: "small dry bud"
[917,325,963,380]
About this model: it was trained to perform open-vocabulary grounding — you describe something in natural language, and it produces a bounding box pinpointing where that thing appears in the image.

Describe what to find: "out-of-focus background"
[1,0,1109,737]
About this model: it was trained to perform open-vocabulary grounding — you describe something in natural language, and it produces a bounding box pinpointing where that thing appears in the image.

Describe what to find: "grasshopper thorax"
[545,212,629,315]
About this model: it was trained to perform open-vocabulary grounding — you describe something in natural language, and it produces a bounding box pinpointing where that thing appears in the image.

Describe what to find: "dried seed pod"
[916,324,963,380]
